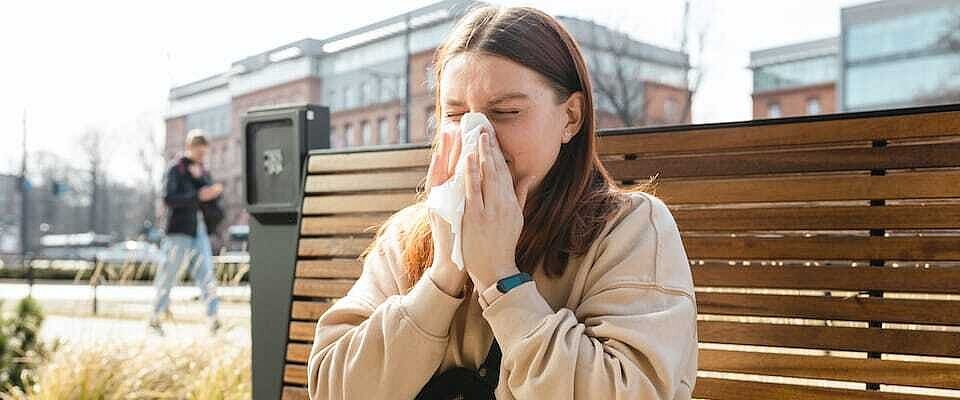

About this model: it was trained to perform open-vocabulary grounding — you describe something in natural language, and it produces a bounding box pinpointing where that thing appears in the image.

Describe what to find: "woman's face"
[439,52,584,196]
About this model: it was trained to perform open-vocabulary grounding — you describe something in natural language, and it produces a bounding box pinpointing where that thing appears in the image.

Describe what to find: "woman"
[307,5,698,399]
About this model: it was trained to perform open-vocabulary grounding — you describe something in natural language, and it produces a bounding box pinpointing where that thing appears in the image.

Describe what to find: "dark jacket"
[163,156,221,237]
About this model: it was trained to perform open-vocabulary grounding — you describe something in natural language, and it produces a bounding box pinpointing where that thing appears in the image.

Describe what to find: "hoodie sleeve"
[306,208,467,400]
[480,193,699,399]
[162,164,198,208]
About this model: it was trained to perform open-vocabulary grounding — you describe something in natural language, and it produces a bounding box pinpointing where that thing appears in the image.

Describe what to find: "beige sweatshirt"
[307,191,698,399]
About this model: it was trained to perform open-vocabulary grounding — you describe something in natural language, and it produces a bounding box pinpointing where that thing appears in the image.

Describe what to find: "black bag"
[416,341,501,400]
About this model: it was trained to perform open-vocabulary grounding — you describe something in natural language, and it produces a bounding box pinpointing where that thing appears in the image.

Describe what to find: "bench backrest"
[280,105,960,399]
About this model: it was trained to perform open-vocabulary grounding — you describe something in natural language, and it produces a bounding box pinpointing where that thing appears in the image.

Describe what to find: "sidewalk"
[0,280,250,323]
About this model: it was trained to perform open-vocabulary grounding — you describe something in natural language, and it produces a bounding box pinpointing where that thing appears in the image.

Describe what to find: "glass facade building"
[750,38,839,95]
[841,0,960,110]
[753,55,837,93]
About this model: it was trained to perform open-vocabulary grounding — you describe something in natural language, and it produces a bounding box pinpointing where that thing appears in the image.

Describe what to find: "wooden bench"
[278,104,960,399]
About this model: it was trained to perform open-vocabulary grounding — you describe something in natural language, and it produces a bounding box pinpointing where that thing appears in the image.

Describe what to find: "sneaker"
[209,319,222,335]
[148,320,165,337]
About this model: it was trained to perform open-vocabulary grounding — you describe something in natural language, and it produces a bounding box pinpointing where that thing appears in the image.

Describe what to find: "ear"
[561,91,585,144]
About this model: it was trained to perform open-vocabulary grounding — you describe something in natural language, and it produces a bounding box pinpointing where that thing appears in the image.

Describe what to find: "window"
[806,98,822,115]
[359,82,368,106]
[753,56,836,93]
[425,106,437,140]
[396,114,407,143]
[664,98,679,123]
[326,90,338,111]
[361,120,373,145]
[378,118,390,145]
[345,123,355,147]
[185,104,231,138]
[380,77,395,103]
[767,102,782,118]
[425,64,436,91]
[330,126,341,149]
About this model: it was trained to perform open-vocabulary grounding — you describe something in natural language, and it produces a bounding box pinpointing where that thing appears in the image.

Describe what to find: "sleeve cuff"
[481,281,554,349]
[399,274,466,338]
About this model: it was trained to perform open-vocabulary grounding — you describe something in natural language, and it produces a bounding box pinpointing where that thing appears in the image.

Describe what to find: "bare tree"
[910,11,960,105]
[678,0,710,123]
[134,113,165,228]
[78,128,114,234]
[585,20,650,127]
[580,1,709,128]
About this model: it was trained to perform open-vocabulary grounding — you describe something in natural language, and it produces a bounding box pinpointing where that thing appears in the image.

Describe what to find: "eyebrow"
[444,92,529,107]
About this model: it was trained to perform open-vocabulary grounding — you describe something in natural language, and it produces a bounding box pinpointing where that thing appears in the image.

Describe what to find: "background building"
[840,0,960,111]
[164,0,691,244]
[749,38,838,118]
[750,0,960,118]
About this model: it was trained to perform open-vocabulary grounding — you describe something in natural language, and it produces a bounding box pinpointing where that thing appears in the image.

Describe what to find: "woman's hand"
[462,130,536,290]
[426,125,469,298]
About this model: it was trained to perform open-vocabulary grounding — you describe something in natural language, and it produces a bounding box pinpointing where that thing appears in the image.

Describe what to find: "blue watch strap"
[496,272,533,294]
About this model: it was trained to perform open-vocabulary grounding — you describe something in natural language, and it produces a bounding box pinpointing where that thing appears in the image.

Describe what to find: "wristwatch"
[479,272,533,309]
[496,272,533,294]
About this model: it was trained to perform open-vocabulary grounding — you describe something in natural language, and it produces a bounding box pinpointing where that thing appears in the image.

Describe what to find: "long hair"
[363,5,655,286]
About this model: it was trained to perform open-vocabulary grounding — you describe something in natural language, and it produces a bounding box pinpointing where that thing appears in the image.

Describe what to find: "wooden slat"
[308,147,431,173]
[297,238,371,257]
[693,377,956,400]
[673,204,960,231]
[293,278,355,298]
[692,265,960,294]
[284,364,307,385]
[287,343,312,363]
[304,170,424,193]
[606,142,960,179]
[282,386,308,400]
[296,260,362,279]
[698,321,960,358]
[300,215,387,236]
[697,292,960,325]
[699,349,960,390]
[598,109,960,155]
[291,301,333,321]
[683,236,960,261]
[302,193,418,214]
[289,321,316,341]
[655,171,960,204]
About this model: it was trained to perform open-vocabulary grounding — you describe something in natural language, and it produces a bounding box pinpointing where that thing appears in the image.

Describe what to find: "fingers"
[464,152,483,211]
[481,132,510,185]
[478,132,497,203]
[486,132,509,177]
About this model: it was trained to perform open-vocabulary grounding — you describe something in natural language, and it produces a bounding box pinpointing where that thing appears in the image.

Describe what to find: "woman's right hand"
[426,123,468,298]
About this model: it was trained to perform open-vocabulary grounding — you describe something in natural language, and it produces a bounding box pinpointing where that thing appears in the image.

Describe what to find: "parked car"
[95,240,165,265]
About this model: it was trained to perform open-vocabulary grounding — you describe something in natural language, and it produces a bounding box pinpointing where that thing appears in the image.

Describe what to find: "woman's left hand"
[462,130,536,290]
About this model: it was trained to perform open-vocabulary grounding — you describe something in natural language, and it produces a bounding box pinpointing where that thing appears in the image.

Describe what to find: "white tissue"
[425,112,495,270]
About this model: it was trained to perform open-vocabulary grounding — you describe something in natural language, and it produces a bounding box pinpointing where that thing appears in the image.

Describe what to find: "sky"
[0,0,866,182]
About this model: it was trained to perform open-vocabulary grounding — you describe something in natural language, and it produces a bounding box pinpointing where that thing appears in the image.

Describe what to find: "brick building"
[749,0,960,119]
[165,0,691,245]
[749,37,838,119]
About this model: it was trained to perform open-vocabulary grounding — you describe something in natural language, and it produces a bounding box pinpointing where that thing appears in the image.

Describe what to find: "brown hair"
[364,5,654,285]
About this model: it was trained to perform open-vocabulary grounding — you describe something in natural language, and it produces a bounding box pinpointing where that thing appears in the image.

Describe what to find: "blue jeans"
[151,215,220,321]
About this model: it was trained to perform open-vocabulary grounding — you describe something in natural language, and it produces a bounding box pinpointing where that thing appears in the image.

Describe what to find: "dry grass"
[3,336,250,400]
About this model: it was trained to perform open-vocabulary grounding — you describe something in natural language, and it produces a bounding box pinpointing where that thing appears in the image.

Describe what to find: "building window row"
[326,76,407,112]
[331,113,407,149]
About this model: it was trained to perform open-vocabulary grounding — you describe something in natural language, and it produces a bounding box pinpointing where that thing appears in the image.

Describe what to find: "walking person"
[149,129,224,336]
